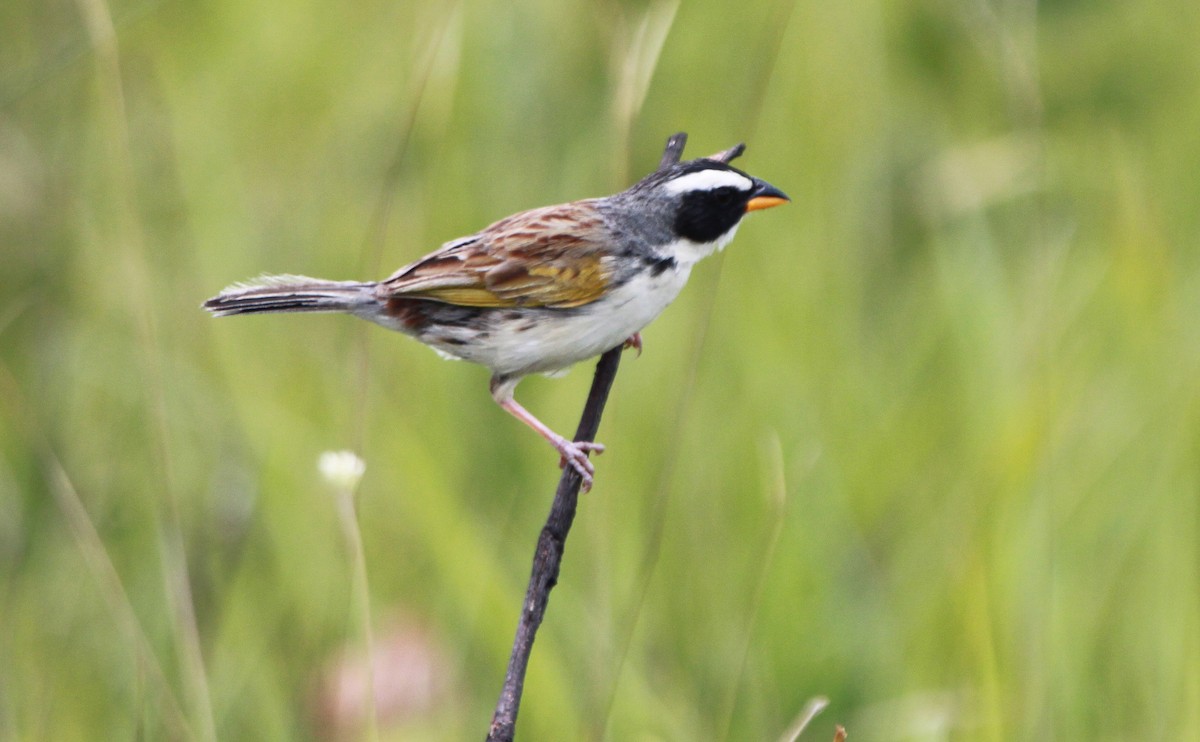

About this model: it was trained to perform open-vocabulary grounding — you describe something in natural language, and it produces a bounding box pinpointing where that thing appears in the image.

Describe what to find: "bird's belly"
[422,266,692,377]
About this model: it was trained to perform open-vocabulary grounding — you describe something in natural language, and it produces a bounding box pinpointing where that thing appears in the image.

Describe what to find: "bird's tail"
[203,274,376,317]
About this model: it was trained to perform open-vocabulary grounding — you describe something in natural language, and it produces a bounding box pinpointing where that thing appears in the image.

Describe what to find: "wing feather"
[379,203,613,309]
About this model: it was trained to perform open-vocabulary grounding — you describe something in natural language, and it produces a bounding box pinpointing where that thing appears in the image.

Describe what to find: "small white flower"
[319,450,366,493]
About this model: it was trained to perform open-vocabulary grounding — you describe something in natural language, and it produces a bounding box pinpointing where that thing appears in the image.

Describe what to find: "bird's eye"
[713,188,736,205]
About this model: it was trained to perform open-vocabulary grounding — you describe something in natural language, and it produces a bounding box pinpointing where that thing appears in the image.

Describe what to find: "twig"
[485,346,622,742]
[485,133,690,742]
[660,131,689,168]
[708,141,746,164]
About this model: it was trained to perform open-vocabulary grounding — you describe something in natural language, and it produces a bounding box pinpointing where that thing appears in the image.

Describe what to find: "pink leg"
[491,378,604,491]
[623,332,643,356]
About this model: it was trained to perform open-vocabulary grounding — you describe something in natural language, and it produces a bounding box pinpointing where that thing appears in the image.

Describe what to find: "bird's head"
[621,154,789,255]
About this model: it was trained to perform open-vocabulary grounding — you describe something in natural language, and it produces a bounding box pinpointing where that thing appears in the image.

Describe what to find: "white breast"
[486,262,692,376]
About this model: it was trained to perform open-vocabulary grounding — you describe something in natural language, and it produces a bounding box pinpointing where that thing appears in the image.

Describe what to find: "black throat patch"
[643,254,677,276]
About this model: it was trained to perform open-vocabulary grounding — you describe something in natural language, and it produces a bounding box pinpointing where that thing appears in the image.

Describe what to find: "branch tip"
[658,132,688,169]
[710,142,746,164]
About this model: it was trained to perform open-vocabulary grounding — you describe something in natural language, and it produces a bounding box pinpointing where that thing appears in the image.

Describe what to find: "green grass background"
[3,0,1199,739]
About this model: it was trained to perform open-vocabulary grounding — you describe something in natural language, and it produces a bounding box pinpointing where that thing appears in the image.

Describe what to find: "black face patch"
[673,186,752,243]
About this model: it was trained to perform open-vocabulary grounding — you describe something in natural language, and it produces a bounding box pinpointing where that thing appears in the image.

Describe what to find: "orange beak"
[745,180,790,212]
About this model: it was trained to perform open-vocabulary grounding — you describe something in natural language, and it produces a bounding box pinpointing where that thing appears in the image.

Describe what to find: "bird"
[204,136,788,490]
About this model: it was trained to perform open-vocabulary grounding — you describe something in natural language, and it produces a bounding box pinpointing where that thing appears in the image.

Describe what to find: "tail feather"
[203,274,376,317]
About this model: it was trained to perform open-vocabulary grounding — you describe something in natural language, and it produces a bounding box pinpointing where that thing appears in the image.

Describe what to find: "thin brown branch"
[485,346,622,742]
[709,142,746,163]
[659,131,688,168]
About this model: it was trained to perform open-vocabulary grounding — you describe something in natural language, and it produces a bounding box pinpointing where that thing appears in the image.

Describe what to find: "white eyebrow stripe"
[663,169,754,194]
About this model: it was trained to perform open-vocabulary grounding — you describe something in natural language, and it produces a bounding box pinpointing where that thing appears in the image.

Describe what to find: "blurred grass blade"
[73,0,217,733]
[718,431,795,739]
[612,0,680,175]
[777,696,830,742]
[49,460,192,738]
[613,0,679,128]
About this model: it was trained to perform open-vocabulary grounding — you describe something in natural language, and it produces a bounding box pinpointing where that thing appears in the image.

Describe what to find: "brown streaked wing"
[378,203,613,309]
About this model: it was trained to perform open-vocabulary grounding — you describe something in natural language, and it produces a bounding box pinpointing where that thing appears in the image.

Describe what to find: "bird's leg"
[622,332,642,356]
[490,376,605,491]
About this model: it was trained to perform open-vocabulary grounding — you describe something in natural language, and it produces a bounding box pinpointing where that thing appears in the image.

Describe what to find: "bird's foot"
[623,333,643,357]
[556,440,605,492]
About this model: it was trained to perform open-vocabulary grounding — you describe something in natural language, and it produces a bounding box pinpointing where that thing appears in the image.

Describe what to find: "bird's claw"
[623,333,642,357]
[556,440,605,492]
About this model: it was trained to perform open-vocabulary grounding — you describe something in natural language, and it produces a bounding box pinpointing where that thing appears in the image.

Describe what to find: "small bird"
[204,136,788,489]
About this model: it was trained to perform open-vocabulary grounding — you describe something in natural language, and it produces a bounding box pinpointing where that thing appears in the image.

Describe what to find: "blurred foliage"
[2,0,1199,739]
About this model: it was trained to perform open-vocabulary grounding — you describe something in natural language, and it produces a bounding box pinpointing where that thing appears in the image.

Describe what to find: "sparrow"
[204,136,788,490]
